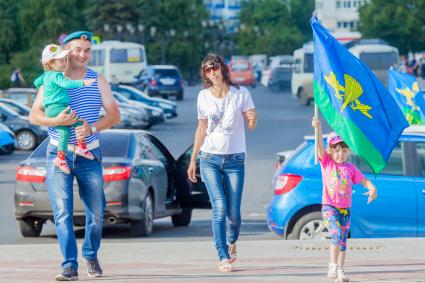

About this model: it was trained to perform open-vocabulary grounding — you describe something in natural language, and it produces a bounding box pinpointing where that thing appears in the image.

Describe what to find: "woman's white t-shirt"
[197,85,255,154]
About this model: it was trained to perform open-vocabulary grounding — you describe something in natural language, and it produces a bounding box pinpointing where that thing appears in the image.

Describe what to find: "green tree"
[86,0,140,41]
[358,0,425,54]
[237,0,308,56]
[0,0,19,64]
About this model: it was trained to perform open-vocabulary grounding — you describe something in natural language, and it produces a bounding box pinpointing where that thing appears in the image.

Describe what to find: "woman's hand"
[245,108,257,129]
[187,160,197,183]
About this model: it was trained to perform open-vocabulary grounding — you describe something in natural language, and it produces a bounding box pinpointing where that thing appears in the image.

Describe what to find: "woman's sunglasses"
[203,63,220,74]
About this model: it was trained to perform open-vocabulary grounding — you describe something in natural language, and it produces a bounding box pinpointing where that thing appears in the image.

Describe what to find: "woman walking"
[187,53,257,272]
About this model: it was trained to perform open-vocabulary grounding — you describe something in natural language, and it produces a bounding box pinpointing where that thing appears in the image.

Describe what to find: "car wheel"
[19,217,43,237]
[297,88,311,106]
[291,211,329,240]
[16,130,37,150]
[171,207,192,226]
[176,92,183,101]
[130,193,154,237]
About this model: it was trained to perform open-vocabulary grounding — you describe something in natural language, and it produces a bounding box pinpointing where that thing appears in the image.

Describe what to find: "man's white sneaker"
[327,263,338,279]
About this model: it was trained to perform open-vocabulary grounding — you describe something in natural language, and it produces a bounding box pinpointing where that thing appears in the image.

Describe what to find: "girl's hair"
[329,141,349,150]
[200,53,239,89]
[42,60,54,71]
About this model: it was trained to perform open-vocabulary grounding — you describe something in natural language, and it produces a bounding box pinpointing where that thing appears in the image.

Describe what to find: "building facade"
[204,0,241,33]
[315,0,370,43]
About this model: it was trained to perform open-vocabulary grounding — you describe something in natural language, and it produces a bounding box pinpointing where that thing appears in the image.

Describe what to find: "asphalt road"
[0,84,329,245]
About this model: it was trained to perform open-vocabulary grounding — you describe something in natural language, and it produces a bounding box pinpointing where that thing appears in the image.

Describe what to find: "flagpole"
[314,104,319,164]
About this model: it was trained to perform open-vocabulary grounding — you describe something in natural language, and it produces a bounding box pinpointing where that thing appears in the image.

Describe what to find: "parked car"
[0,88,37,107]
[0,122,15,155]
[261,55,293,88]
[112,92,165,127]
[268,126,425,240]
[14,130,210,237]
[0,103,48,150]
[0,98,31,116]
[133,65,184,100]
[112,84,177,119]
[267,66,292,91]
[101,103,150,129]
[228,60,256,87]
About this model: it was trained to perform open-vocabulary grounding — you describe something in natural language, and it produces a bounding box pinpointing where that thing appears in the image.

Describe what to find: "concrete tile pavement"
[0,238,424,282]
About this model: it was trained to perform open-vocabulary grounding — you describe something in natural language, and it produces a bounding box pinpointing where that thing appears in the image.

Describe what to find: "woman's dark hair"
[200,53,238,89]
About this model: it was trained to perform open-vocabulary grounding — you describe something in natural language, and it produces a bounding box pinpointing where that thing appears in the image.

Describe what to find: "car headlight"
[152,110,161,116]
[40,126,49,131]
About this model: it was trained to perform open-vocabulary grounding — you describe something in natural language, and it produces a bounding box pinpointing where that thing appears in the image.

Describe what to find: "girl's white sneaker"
[327,263,338,279]
[336,268,350,282]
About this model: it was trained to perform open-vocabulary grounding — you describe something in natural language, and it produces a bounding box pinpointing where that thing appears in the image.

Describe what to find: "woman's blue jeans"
[200,151,245,261]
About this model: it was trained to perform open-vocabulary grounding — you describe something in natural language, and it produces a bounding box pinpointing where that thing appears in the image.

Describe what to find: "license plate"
[160,78,175,85]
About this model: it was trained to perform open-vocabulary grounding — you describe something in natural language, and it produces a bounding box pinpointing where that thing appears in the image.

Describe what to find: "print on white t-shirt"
[197,85,255,154]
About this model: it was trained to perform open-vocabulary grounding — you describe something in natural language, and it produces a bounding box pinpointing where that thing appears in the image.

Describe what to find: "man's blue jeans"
[46,143,105,270]
[200,151,245,261]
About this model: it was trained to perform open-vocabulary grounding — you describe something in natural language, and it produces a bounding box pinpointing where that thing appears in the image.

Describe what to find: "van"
[291,43,314,105]
[88,41,147,83]
[291,41,400,106]
[349,42,399,87]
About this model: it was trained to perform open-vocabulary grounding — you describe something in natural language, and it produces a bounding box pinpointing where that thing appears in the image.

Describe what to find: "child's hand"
[312,117,321,129]
[364,187,378,204]
[83,79,96,86]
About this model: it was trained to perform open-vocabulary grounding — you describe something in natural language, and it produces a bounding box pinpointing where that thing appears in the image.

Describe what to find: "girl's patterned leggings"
[321,204,351,251]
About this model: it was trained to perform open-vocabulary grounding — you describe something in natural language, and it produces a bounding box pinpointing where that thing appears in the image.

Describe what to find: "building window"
[337,22,342,28]
[336,1,341,8]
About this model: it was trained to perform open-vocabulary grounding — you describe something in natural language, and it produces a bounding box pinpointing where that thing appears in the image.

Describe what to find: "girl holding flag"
[312,117,378,282]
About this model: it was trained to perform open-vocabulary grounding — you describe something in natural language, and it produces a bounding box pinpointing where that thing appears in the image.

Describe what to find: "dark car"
[0,122,15,154]
[113,92,165,127]
[14,130,210,237]
[133,65,184,100]
[0,103,48,150]
[112,84,177,119]
[268,126,425,240]
[268,66,292,91]
[0,88,37,107]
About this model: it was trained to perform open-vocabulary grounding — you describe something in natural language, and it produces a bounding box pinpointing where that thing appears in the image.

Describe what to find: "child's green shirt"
[34,71,84,108]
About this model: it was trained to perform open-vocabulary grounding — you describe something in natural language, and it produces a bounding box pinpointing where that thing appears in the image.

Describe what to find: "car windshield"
[231,62,249,71]
[88,49,105,66]
[359,51,398,70]
[0,101,30,116]
[32,132,130,158]
[0,103,19,116]
[110,48,145,63]
[119,86,150,99]
[303,53,314,73]
[155,68,179,77]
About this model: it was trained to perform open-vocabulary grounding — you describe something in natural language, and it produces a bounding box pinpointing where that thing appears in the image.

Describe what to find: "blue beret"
[63,31,93,44]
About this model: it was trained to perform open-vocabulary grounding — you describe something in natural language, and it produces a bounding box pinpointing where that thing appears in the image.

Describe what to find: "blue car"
[134,65,184,100]
[112,84,177,119]
[268,126,425,240]
[0,122,15,154]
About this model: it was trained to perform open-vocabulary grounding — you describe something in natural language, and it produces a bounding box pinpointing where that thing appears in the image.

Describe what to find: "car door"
[136,133,167,215]
[176,145,211,208]
[413,141,425,236]
[350,142,417,237]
